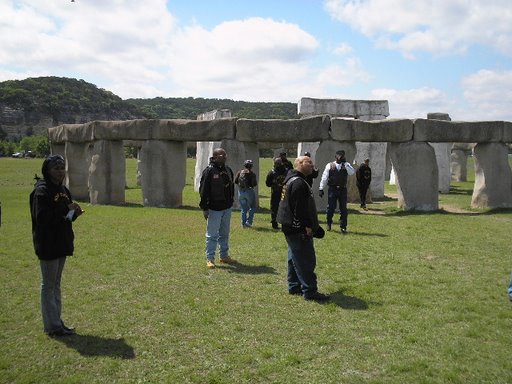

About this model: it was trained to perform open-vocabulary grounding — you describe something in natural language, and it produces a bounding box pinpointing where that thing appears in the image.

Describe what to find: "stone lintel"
[298,97,389,118]
[235,115,330,142]
[414,119,505,142]
[48,123,94,143]
[330,118,413,142]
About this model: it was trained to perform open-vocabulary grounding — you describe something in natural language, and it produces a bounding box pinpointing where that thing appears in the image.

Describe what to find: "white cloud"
[0,0,175,96]
[324,0,512,58]
[333,42,353,55]
[371,87,454,119]
[166,17,323,101]
[461,69,512,121]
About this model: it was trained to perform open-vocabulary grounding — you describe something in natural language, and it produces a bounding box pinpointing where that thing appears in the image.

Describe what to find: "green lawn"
[0,157,511,384]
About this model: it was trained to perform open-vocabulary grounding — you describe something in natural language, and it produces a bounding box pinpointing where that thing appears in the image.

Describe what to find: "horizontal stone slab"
[413,119,505,142]
[298,97,389,118]
[235,115,330,142]
[152,118,237,141]
[48,123,94,143]
[330,118,413,142]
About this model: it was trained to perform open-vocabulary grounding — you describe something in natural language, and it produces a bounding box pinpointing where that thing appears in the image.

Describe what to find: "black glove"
[319,190,324,198]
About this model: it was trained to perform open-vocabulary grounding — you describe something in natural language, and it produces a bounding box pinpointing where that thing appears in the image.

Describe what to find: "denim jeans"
[285,233,318,296]
[239,189,256,226]
[327,186,348,228]
[40,257,66,333]
[205,208,232,261]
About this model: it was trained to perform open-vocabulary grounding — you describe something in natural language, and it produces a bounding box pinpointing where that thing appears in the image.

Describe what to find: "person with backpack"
[265,157,288,229]
[30,154,84,336]
[234,159,258,228]
[276,155,329,302]
[199,148,237,269]
[319,150,355,233]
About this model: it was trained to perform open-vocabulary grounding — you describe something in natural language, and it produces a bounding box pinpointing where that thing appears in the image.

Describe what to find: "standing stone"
[194,141,220,191]
[88,140,125,205]
[354,142,386,198]
[194,109,232,192]
[139,140,186,207]
[388,142,439,211]
[471,143,512,208]
[65,141,91,201]
[427,112,452,193]
[450,143,472,182]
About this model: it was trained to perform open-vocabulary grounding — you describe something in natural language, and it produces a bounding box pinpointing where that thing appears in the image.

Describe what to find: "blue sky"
[1,0,511,121]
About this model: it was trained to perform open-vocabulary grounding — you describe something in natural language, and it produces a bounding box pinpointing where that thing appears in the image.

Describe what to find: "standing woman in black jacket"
[30,155,84,336]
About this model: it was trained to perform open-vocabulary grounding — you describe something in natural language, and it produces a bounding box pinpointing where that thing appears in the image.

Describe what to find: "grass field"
[0,157,511,384]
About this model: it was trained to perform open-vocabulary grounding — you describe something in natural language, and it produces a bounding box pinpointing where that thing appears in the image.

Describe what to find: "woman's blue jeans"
[205,208,232,261]
[239,189,256,226]
[40,257,66,333]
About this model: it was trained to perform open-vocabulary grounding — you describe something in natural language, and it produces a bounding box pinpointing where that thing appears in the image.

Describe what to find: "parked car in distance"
[11,151,35,158]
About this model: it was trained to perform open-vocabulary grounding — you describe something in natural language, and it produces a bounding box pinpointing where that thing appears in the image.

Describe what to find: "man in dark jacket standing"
[356,158,372,210]
[30,154,83,336]
[199,148,237,269]
[277,156,329,302]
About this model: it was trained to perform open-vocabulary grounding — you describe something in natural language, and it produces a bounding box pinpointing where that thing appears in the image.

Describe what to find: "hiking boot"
[206,260,216,269]
[47,327,76,337]
[219,256,237,265]
[304,292,330,303]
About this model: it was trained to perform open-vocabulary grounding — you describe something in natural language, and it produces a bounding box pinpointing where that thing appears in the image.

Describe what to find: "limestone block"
[413,119,505,142]
[430,142,452,193]
[64,142,91,201]
[153,118,237,141]
[388,142,439,211]
[427,112,451,120]
[450,149,468,182]
[92,118,237,141]
[471,143,512,208]
[139,140,186,207]
[330,118,413,142]
[314,140,356,212]
[235,115,330,142]
[503,121,512,143]
[49,123,93,143]
[88,140,125,205]
[50,143,65,157]
[194,141,221,192]
[94,120,152,141]
[298,98,389,118]
[354,142,387,198]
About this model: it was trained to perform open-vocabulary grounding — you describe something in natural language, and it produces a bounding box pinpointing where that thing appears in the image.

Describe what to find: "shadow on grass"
[449,186,473,196]
[54,334,135,359]
[219,262,278,275]
[329,291,369,310]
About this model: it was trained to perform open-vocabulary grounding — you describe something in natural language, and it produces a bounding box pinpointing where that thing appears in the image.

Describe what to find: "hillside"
[126,97,298,120]
[0,77,298,140]
[0,77,145,139]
